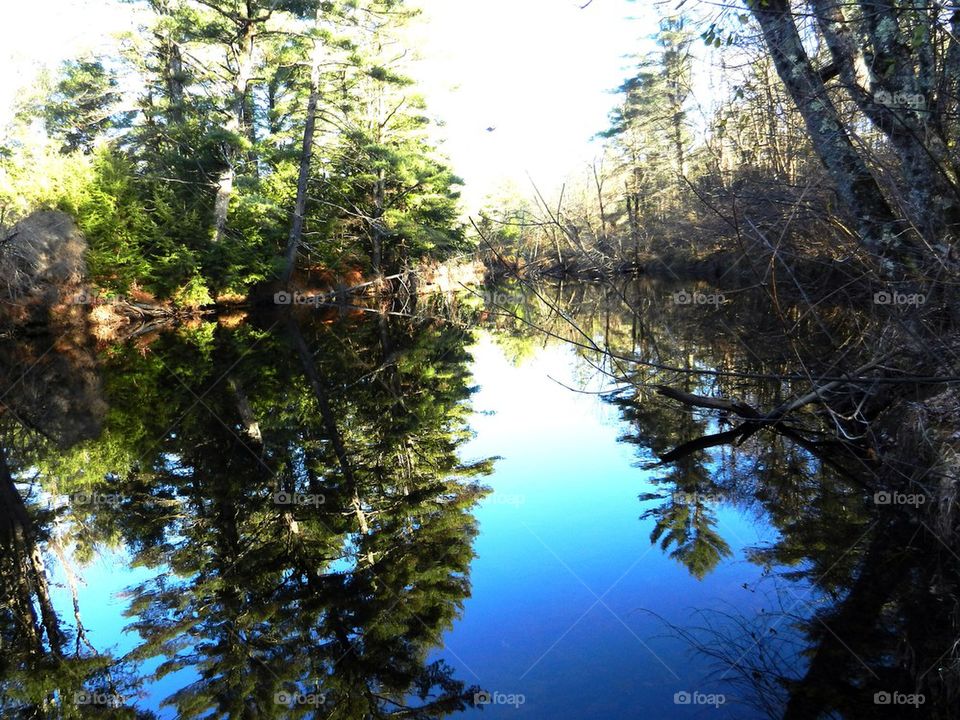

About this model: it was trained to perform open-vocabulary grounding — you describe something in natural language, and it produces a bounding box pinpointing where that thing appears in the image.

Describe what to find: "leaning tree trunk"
[282,33,322,286]
[809,0,960,243]
[783,514,914,719]
[286,318,372,550]
[749,0,918,272]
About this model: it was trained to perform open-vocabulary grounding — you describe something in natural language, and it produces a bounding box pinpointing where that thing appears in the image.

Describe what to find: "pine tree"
[43,59,132,154]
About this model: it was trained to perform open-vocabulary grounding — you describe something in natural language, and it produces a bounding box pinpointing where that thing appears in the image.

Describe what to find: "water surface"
[2,280,939,718]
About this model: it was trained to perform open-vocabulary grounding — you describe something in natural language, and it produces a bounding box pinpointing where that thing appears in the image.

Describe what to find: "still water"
[435,335,779,719]
[1,280,944,718]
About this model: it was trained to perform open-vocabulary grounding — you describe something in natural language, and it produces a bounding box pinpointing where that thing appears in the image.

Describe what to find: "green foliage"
[0,314,488,716]
[604,16,694,189]
[42,59,132,154]
[172,274,214,308]
[0,130,94,226]
[317,78,469,272]
[2,0,465,298]
[71,150,154,290]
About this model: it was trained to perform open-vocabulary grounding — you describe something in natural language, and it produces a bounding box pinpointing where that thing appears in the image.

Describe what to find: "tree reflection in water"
[1,279,959,718]
[0,311,490,718]
[515,279,960,719]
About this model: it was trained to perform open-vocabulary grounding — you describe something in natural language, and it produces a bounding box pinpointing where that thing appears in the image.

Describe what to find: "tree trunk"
[212,167,234,243]
[810,0,960,242]
[783,515,912,719]
[287,318,371,542]
[227,374,262,444]
[626,184,640,265]
[371,169,386,276]
[166,40,184,125]
[212,22,256,243]
[0,446,64,657]
[592,159,608,249]
[244,86,258,176]
[750,0,916,271]
[282,38,322,286]
[153,0,184,124]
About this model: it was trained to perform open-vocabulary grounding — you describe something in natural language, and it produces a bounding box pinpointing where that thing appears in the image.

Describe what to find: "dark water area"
[1,279,955,718]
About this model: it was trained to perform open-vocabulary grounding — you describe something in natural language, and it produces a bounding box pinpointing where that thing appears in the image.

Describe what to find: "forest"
[2,0,960,718]
[4,0,959,295]
[1,0,467,310]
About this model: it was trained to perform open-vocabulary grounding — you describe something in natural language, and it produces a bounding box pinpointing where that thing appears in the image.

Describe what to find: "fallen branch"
[651,352,900,472]
[655,351,899,426]
[655,386,761,418]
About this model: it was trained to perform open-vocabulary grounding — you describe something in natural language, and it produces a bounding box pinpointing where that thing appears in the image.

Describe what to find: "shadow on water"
[0,277,958,718]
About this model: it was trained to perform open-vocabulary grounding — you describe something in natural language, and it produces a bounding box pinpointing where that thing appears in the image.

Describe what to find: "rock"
[0,325,106,448]
[0,210,87,301]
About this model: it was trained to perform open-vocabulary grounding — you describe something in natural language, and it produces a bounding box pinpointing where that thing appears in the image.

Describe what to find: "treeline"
[481,2,960,283]
[0,0,468,304]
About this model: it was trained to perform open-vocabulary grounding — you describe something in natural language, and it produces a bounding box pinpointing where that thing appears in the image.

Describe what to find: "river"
[0,279,948,718]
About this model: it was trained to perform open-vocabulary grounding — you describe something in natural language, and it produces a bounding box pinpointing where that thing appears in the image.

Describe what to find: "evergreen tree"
[43,59,132,154]
[601,16,693,252]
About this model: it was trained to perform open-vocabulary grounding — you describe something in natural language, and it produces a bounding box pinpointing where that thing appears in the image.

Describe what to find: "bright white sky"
[410,0,658,207]
[0,0,660,210]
